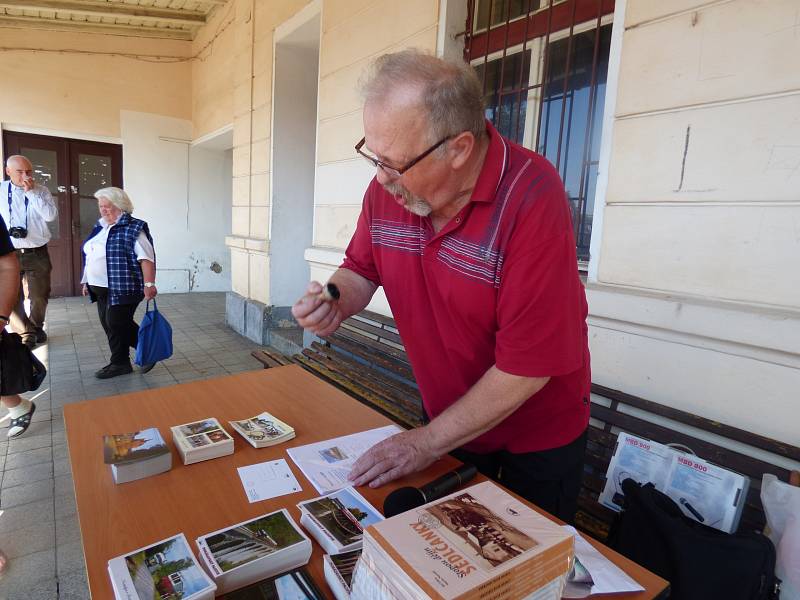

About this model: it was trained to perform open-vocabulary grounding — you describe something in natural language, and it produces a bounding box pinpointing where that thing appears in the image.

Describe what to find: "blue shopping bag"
[135,300,173,366]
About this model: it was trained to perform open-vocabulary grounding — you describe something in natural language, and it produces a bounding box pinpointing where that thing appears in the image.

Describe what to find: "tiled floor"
[0,292,263,599]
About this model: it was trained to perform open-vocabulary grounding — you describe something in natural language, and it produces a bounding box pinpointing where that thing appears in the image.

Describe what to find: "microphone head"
[383,486,426,518]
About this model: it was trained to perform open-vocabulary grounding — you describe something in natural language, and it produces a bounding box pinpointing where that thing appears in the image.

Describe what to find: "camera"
[8,227,28,239]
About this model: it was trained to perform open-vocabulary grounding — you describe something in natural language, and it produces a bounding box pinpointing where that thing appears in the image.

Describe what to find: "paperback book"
[297,486,383,554]
[351,480,574,600]
[103,427,171,484]
[221,567,324,599]
[171,417,234,465]
[323,549,361,600]
[229,412,295,448]
[196,508,312,595]
[598,431,750,533]
[107,533,216,600]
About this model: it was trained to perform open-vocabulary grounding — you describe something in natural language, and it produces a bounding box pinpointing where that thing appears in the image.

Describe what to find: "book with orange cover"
[352,480,574,600]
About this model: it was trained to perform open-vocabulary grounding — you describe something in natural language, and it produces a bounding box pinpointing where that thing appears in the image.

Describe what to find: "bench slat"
[591,403,790,483]
[593,384,800,463]
[296,349,423,429]
[341,317,404,346]
[324,330,411,367]
[310,342,422,406]
[320,333,415,381]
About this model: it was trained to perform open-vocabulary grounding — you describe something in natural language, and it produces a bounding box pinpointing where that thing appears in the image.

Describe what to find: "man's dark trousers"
[451,428,588,524]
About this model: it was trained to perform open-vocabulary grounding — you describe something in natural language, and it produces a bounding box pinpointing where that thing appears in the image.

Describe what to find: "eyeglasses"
[355,135,452,178]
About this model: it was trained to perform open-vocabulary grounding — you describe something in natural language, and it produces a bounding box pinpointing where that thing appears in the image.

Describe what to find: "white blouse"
[81,217,155,287]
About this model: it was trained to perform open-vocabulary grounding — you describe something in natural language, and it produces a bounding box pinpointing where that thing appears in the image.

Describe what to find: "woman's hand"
[144,284,157,300]
[81,284,88,297]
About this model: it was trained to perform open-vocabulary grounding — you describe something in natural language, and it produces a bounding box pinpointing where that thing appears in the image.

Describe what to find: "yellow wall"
[192,3,236,139]
[314,0,439,249]
[0,27,191,139]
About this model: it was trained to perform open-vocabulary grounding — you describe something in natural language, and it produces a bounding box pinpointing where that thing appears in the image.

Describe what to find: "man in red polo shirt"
[292,49,590,522]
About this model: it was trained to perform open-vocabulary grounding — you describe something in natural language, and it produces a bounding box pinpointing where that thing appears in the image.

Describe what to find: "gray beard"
[383,182,432,217]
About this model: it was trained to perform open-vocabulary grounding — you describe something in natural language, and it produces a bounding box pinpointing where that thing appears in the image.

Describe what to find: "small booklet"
[229,412,295,448]
[195,508,312,595]
[103,427,171,484]
[297,486,383,555]
[599,432,750,533]
[323,549,361,600]
[222,567,324,599]
[170,418,234,465]
[107,533,216,600]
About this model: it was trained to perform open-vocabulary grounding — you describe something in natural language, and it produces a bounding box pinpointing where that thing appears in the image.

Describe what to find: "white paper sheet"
[287,425,402,494]
[237,458,302,503]
[562,526,644,598]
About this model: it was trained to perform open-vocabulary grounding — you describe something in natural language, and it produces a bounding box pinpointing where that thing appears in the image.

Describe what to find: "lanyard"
[7,184,28,229]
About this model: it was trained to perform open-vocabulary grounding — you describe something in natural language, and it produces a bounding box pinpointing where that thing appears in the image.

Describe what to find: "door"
[69,141,123,297]
[2,131,122,296]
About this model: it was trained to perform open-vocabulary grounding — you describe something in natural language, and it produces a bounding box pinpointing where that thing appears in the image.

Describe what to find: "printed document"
[287,424,402,494]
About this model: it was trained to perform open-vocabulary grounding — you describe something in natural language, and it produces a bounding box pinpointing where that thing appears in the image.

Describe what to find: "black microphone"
[383,463,478,518]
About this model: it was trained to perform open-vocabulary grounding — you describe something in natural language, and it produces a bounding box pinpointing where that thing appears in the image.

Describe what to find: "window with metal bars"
[465,0,614,262]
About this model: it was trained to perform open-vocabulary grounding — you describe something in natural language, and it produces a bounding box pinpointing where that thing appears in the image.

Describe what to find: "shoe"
[95,363,133,379]
[35,328,47,343]
[140,362,157,374]
[2,401,36,439]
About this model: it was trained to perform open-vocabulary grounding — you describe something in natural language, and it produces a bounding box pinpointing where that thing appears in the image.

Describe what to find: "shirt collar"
[469,120,509,204]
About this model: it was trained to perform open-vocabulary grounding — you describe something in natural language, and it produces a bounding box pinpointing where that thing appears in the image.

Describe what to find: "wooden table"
[65,365,668,599]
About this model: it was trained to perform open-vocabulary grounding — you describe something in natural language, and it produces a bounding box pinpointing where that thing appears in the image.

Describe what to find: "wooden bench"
[252,311,800,541]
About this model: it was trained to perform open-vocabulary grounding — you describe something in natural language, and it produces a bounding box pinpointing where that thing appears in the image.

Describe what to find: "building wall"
[588,0,800,446]
[0,26,231,296]
[0,27,191,139]
[192,2,236,139]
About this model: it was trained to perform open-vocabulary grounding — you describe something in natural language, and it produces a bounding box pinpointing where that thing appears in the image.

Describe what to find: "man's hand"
[81,284,89,297]
[144,285,157,300]
[349,427,439,488]
[22,176,34,192]
[291,281,344,337]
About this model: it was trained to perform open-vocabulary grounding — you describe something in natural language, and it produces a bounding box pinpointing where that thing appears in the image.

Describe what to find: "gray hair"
[95,187,134,214]
[360,49,486,146]
[6,155,31,168]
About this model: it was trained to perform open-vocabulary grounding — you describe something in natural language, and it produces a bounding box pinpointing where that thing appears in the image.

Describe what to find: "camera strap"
[7,184,28,230]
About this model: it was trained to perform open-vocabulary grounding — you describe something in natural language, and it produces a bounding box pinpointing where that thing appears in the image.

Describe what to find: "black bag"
[0,330,47,395]
[608,478,780,600]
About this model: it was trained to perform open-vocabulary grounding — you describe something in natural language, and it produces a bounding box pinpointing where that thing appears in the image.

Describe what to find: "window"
[466,0,614,262]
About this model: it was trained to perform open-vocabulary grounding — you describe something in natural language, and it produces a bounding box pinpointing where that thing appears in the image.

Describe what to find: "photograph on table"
[179,419,221,437]
[300,487,382,547]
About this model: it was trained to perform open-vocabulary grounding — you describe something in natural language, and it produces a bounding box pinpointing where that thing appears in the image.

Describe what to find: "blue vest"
[83,213,155,305]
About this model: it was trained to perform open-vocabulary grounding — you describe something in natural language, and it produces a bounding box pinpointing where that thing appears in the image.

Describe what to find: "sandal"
[6,402,36,439]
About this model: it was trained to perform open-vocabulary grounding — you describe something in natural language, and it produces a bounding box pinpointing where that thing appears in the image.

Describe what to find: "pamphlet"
[286,425,402,494]
[599,432,750,533]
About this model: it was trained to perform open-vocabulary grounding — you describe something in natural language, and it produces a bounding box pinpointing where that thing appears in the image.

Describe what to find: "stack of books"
[351,481,575,600]
[103,427,171,484]
[171,417,234,465]
[228,411,295,448]
[107,533,216,600]
[195,508,312,595]
[297,486,383,555]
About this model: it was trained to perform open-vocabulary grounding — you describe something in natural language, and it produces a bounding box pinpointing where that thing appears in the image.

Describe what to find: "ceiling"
[0,0,228,40]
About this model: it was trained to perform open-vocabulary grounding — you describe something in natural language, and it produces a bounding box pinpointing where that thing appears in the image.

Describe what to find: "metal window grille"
[465,0,615,262]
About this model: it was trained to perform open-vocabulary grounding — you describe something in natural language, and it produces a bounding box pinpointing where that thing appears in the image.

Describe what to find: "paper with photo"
[561,525,644,597]
[287,425,401,494]
[238,459,302,503]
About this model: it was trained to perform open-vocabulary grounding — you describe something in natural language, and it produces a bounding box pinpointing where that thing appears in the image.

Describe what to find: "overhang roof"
[0,0,227,40]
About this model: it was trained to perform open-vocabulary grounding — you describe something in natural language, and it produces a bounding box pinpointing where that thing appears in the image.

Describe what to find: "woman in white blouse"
[81,187,158,379]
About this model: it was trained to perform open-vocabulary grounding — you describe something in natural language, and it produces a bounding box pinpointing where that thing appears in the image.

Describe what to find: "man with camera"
[0,155,58,348]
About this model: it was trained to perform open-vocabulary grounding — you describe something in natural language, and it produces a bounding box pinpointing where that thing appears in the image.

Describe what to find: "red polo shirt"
[341,122,590,454]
